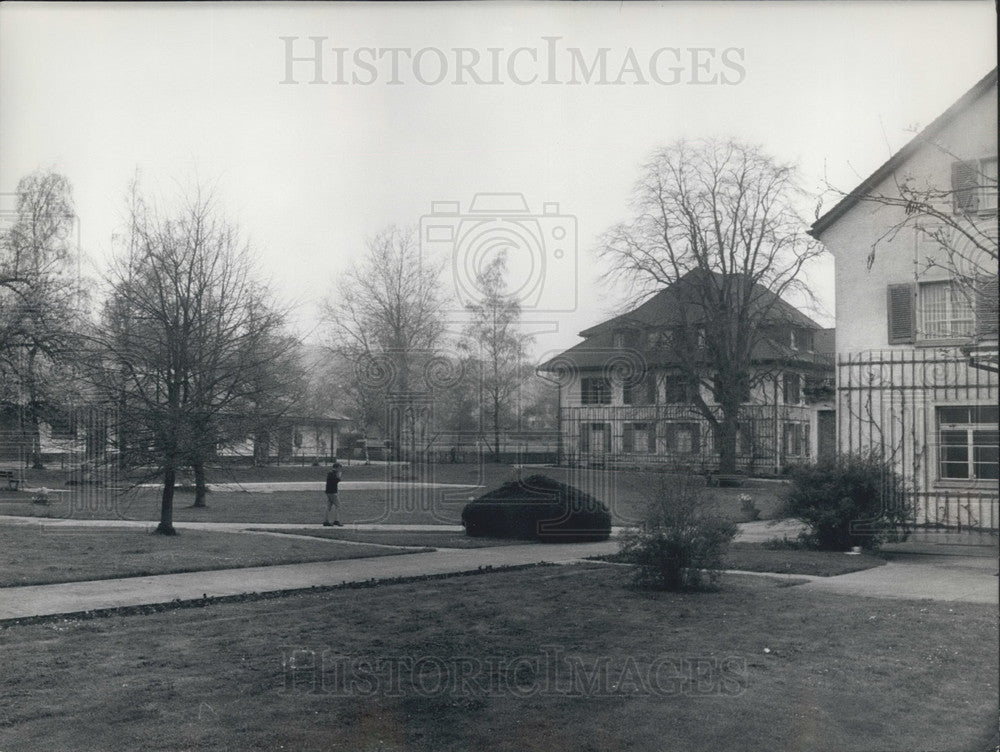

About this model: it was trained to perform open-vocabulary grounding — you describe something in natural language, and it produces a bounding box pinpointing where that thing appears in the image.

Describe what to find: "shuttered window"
[663,376,692,403]
[623,374,656,405]
[982,158,998,211]
[893,278,999,344]
[976,274,999,340]
[952,158,998,214]
[952,160,981,214]
[782,373,801,405]
[623,422,656,453]
[580,422,611,453]
[664,422,700,454]
[887,283,916,344]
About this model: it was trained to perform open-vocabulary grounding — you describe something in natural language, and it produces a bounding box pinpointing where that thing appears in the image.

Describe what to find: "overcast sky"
[1,1,996,363]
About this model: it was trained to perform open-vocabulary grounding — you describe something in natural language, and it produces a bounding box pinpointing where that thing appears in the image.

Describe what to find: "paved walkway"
[0,516,995,621]
[132,481,485,494]
[799,552,998,603]
[0,540,620,621]
[0,515,808,539]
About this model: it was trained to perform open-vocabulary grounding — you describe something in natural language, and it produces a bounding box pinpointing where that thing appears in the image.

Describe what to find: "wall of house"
[822,86,998,354]
[557,366,821,473]
[289,423,339,460]
[819,83,998,529]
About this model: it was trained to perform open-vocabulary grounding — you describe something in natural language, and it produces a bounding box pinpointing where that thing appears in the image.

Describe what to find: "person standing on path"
[323,461,343,526]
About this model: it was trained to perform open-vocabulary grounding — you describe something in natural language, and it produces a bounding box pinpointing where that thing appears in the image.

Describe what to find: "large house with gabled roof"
[540,270,835,474]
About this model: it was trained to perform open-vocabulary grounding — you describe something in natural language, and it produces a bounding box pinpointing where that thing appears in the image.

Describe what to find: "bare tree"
[460,253,533,458]
[92,184,297,533]
[322,225,446,457]
[0,171,83,467]
[600,139,823,473]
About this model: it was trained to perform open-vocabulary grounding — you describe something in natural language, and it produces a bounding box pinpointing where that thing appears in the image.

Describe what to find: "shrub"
[461,474,611,542]
[783,453,911,551]
[618,473,737,591]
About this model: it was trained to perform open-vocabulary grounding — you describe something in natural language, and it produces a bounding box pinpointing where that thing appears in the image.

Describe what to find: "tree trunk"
[193,460,207,508]
[29,411,44,470]
[493,400,501,462]
[156,466,178,535]
[716,409,740,475]
[25,349,45,469]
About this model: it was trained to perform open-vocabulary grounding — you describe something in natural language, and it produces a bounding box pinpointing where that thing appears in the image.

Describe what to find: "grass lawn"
[723,543,886,577]
[0,525,432,587]
[594,543,887,578]
[0,462,791,527]
[249,528,531,549]
[0,565,995,751]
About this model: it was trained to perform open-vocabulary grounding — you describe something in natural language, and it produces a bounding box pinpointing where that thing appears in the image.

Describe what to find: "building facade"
[541,273,835,474]
[810,68,998,530]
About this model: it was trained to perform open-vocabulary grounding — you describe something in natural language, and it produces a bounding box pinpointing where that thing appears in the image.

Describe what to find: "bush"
[618,474,737,591]
[461,474,611,542]
[783,453,911,551]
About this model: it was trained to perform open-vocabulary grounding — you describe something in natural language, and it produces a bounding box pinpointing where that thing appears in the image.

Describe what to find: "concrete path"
[0,516,995,622]
[798,553,998,604]
[0,515,465,533]
[0,540,618,621]
[0,515,809,540]
[133,481,485,493]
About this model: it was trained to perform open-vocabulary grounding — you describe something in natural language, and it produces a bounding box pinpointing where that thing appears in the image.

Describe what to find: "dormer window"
[647,329,672,349]
[613,329,640,349]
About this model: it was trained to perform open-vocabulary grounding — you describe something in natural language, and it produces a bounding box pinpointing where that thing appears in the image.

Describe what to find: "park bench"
[0,470,21,490]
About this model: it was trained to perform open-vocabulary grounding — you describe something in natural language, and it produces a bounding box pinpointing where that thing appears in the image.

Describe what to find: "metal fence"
[560,403,814,475]
[837,348,998,531]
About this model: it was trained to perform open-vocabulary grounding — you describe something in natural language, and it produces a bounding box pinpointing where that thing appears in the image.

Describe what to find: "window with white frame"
[782,373,801,405]
[580,377,612,405]
[623,373,656,405]
[579,422,611,454]
[937,405,999,481]
[920,280,975,340]
[783,422,809,458]
[663,375,693,403]
[664,422,700,454]
[888,276,998,344]
[623,422,656,453]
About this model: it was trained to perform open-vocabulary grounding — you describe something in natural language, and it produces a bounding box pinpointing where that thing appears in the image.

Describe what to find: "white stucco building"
[810,68,998,530]
[540,271,836,475]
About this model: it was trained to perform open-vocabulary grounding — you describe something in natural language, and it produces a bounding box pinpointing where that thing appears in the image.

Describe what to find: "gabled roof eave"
[809,67,998,241]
